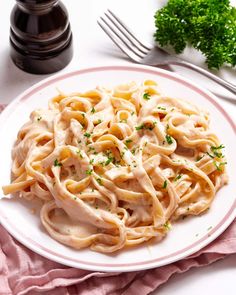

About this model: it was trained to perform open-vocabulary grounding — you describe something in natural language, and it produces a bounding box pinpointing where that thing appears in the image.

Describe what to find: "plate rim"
[0,64,235,272]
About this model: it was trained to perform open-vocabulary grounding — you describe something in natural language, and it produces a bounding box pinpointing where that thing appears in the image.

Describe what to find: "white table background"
[0,1,236,294]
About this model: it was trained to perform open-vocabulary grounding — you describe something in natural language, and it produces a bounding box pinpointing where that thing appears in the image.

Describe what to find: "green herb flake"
[54,159,62,167]
[88,146,95,153]
[96,178,103,185]
[157,106,166,110]
[174,174,182,181]
[213,161,227,171]
[91,107,96,114]
[84,132,91,138]
[89,159,94,164]
[210,144,225,158]
[125,139,133,145]
[207,226,213,231]
[37,116,42,121]
[162,180,167,189]
[76,149,84,159]
[131,111,135,116]
[105,157,113,166]
[196,155,204,162]
[163,221,171,230]
[206,152,215,159]
[165,134,173,145]
[120,151,125,158]
[143,92,151,100]
[85,169,93,175]
[97,119,102,124]
[131,148,136,155]
[135,124,144,131]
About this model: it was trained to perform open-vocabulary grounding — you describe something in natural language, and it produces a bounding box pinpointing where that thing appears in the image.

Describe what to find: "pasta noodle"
[2,80,228,253]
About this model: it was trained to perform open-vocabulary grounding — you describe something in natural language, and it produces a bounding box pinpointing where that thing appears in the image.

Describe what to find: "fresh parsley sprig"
[154,0,236,69]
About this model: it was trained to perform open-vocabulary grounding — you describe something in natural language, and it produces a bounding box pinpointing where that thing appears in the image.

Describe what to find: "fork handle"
[169,60,236,96]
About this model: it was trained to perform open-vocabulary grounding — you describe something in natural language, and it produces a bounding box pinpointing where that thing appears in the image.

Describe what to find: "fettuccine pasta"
[2,80,228,253]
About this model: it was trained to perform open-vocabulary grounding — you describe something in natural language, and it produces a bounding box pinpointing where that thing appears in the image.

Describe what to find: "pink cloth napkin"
[1,104,236,295]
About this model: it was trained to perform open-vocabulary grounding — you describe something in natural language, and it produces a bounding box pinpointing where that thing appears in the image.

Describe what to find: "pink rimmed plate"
[0,65,235,272]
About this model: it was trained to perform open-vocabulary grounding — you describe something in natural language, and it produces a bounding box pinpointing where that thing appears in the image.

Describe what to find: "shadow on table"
[0,48,50,103]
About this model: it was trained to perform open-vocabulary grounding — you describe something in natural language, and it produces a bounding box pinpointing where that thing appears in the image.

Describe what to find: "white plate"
[0,65,235,272]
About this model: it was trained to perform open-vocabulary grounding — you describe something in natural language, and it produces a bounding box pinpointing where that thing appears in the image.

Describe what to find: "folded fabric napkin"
[0,104,236,295]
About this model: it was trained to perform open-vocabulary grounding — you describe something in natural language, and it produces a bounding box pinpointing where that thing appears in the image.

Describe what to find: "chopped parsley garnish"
[54,159,62,167]
[91,107,96,114]
[88,146,95,153]
[157,106,166,110]
[89,159,94,164]
[73,197,77,200]
[135,122,156,131]
[105,157,113,166]
[163,221,171,230]
[37,116,42,121]
[174,174,182,181]
[207,226,213,231]
[81,113,85,118]
[165,134,173,145]
[84,132,91,138]
[85,169,93,175]
[131,148,136,155]
[196,155,204,162]
[119,119,127,123]
[125,139,133,145]
[213,161,227,171]
[210,144,225,158]
[78,139,82,144]
[206,152,214,158]
[76,149,84,159]
[120,151,125,158]
[131,111,135,116]
[97,119,102,124]
[135,124,144,131]
[162,180,167,189]
[96,178,103,185]
[143,92,151,100]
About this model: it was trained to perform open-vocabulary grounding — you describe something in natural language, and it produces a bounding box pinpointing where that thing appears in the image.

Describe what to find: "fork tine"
[107,9,153,51]
[105,10,149,55]
[97,18,142,63]
[99,16,146,59]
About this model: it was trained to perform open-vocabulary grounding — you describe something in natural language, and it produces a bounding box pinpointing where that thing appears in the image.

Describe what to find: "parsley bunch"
[154,0,236,69]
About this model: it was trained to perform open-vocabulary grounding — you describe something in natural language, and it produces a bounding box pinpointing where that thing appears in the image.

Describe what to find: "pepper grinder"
[10,0,73,74]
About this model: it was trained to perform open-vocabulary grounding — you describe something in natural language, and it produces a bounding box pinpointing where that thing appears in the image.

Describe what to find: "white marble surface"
[0,0,235,294]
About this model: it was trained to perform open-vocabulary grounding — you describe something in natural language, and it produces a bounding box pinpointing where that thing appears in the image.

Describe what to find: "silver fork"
[98,9,236,96]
